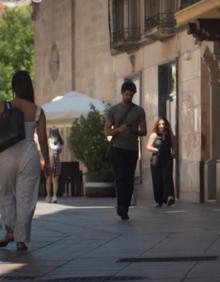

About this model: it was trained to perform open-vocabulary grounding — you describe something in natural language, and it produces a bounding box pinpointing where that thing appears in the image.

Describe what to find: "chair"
[59,162,83,196]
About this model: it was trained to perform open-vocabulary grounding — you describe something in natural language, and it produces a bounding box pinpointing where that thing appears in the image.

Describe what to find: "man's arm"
[137,120,147,136]
[130,120,147,136]
[131,108,147,137]
[104,120,129,137]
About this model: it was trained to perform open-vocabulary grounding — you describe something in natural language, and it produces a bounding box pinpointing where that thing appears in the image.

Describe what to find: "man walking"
[104,80,147,220]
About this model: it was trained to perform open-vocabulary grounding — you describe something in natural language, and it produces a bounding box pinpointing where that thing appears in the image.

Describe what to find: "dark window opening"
[109,0,141,50]
[145,0,176,32]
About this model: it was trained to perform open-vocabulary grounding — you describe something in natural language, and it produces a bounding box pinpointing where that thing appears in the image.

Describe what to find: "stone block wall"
[34,0,73,105]
[74,0,114,103]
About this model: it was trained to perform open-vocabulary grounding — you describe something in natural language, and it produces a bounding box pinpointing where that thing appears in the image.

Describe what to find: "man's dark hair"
[121,80,136,94]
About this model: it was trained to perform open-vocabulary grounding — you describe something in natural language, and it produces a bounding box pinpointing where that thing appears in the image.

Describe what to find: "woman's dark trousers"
[150,156,174,205]
[112,147,138,213]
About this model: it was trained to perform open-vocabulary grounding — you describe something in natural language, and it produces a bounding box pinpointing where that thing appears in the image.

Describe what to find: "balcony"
[144,0,177,41]
[111,28,141,52]
[180,0,202,10]
[145,12,176,40]
[176,0,220,27]
[109,0,141,52]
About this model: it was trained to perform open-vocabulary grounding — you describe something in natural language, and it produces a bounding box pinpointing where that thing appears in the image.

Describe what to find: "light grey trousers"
[0,140,40,242]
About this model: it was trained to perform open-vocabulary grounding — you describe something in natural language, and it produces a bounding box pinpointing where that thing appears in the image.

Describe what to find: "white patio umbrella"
[41,91,106,121]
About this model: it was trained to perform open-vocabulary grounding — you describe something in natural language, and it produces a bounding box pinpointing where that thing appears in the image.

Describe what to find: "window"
[109,0,140,50]
[145,0,159,31]
[111,0,124,43]
[145,0,176,32]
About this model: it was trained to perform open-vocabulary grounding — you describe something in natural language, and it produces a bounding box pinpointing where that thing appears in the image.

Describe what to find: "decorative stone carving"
[201,45,220,201]
[213,41,220,74]
[202,46,220,85]
[187,19,220,42]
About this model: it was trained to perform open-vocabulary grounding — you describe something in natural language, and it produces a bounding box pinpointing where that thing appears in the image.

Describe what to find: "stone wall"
[74,0,114,103]
[34,0,73,105]
[178,33,202,201]
[34,0,115,104]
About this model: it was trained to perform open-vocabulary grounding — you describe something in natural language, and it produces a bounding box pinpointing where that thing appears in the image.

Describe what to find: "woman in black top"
[147,117,176,207]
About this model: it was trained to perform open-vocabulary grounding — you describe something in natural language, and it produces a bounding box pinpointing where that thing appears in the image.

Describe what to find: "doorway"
[158,61,179,197]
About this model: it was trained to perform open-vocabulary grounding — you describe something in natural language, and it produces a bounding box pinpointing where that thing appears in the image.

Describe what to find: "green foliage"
[68,105,114,181]
[0,5,34,101]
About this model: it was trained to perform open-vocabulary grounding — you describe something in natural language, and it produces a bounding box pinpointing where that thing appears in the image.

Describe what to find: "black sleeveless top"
[153,133,172,159]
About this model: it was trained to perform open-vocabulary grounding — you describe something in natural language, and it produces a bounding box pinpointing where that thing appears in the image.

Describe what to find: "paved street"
[1,196,220,281]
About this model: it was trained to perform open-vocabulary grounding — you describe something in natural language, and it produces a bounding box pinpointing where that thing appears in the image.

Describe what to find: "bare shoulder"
[150,132,157,138]
[12,98,37,121]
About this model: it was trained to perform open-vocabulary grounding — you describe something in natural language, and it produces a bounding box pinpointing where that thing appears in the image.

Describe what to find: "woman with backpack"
[0,71,51,251]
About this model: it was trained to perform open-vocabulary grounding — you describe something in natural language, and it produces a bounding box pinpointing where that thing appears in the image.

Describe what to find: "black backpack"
[0,101,25,152]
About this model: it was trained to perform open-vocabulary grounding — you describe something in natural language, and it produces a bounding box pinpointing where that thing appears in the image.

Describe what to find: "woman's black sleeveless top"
[153,133,172,159]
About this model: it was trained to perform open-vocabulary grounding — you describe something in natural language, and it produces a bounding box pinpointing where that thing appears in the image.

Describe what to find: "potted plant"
[68,104,115,197]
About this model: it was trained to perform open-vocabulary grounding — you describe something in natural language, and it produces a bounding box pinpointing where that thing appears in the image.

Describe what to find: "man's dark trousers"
[112,147,138,213]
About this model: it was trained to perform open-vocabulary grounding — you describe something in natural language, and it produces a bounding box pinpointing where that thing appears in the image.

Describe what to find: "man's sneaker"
[51,196,58,203]
[167,196,175,206]
[45,196,51,203]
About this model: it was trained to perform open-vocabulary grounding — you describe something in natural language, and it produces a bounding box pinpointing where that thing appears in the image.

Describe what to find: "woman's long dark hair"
[12,71,34,102]
[49,128,64,146]
[152,117,173,136]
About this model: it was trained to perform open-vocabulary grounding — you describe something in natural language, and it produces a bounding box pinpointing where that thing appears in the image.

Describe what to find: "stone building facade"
[34,0,114,105]
[33,0,220,202]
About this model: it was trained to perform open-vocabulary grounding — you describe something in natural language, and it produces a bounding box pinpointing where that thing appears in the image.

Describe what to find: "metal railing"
[109,0,141,50]
[145,12,176,32]
[145,0,177,33]
[112,28,141,43]
[180,0,202,9]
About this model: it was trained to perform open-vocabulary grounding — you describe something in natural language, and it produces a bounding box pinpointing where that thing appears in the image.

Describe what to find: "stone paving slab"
[0,197,220,281]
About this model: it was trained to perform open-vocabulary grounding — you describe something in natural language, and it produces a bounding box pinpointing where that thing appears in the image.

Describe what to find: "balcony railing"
[145,12,176,32]
[144,0,177,38]
[180,0,202,9]
[111,28,141,51]
[112,28,141,43]
[109,0,141,52]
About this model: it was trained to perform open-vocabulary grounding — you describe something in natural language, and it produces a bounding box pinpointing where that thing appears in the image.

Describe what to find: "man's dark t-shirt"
[106,102,146,151]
